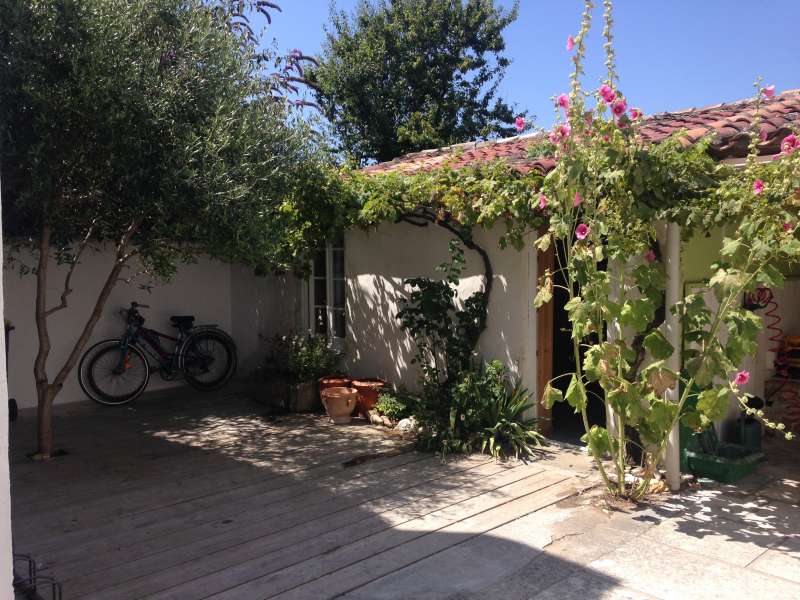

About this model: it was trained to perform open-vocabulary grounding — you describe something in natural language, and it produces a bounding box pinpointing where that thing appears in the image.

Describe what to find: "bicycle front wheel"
[79,340,150,406]
[181,329,237,391]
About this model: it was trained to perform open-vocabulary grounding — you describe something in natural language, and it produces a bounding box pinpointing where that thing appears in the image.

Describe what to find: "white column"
[664,221,682,491]
[0,175,14,595]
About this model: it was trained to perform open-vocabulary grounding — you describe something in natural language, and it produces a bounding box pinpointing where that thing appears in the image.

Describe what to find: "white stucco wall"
[229,265,301,373]
[3,246,296,408]
[344,222,537,396]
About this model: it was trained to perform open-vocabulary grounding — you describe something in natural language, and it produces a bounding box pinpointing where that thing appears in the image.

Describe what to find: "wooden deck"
[10,389,589,599]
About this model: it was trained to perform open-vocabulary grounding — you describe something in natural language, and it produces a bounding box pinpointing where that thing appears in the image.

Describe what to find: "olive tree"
[0,0,335,458]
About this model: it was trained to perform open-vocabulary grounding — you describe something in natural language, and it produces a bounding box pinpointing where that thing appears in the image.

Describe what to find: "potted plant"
[284,334,340,412]
[250,336,292,410]
[351,377,386,417]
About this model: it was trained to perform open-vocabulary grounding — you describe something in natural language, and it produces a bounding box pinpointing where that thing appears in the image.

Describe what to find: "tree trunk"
[32,221,137,458]
[33,224,53,458]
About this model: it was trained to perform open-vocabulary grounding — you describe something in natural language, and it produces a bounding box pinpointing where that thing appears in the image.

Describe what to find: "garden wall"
[2,245,294,408]
[344,222,538,397]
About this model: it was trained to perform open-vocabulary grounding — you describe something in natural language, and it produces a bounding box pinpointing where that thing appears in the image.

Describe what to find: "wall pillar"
[664,221,683,491]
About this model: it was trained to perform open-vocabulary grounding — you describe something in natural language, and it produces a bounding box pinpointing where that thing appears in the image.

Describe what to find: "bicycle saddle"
[170,315,195,329]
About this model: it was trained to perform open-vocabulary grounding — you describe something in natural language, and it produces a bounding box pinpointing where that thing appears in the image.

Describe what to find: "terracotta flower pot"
[319,375,351,392]
[351,378,386,417]
[320,386,358,424]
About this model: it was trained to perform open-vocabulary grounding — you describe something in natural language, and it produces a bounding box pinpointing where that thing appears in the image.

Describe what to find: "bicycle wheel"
[181,329,237,391]
[79,340,150,405]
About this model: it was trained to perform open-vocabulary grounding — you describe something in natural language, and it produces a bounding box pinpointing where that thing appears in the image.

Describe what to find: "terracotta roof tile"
[363,90,800,175]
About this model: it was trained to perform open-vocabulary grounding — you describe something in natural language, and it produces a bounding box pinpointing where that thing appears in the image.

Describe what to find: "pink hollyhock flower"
[629,108,641,120]
[557,93,570,111]
[573,192,583,207]
[603,134,610,142]
[644,249,657,263]
[612,99,627,116]
[515,116,525,133]
[559,123,571,138]
[538,193,548,210]
[782,133,798,154]
[753,179,765,195]
[566,35,575,51]
[548,131,560,144]
[733,370,750,386]
[599,84,614,103]
[763,84,775,98]
[784,222,794,232]
[575,223,590,240]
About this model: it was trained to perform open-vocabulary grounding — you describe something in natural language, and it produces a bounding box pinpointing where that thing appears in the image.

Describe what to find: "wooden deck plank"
[11,393,582,600]
[202,472,572,600]
[17,452,441,561]
[27,456,494,582]
[14,446,425,550]
[12,414,400,516]
[270,478,578,600]
[71,461,527,599]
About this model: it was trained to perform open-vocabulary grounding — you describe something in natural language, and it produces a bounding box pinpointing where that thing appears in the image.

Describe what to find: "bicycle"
[78,302,237,406]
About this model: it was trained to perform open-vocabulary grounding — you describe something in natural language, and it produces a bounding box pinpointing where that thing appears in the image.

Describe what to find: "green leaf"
[643,330,674,360]
[580,425,613,458]
[620,297,654,333]
[565,375,587,413]
[697,387,730,422]
[541,383,563,409]
[719,237,742,257]
[534,233,551,252]
[649,399,678,432]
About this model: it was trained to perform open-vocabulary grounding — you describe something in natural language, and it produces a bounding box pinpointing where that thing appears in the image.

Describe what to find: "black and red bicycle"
[78,302,237,405]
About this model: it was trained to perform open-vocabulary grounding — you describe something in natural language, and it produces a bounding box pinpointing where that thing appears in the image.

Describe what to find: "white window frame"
[308,238,345,351]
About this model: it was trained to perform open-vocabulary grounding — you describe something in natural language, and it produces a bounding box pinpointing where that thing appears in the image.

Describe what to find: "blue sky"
[262,1,799,129]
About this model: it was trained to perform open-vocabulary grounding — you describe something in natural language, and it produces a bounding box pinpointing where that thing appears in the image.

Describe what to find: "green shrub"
[375,391,413,421]
[416,360,545,459]
[260,334,340,383]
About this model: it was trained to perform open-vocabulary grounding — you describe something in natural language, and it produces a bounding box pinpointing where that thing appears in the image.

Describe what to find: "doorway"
[545,244,606,443]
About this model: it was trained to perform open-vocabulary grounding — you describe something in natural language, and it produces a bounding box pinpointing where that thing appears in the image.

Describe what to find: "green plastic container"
[685,444,764,483]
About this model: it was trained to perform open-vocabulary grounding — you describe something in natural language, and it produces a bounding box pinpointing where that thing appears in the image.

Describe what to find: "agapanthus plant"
[536,0,800,499]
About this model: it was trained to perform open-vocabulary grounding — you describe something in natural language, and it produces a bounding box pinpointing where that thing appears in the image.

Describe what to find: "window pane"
[332,249,344,278]
[314,278,327,306]
[313,249,326,277]
[314,307,327,335]
[333,279,345,308]
[332,230,344,249]
[333,309,346,339]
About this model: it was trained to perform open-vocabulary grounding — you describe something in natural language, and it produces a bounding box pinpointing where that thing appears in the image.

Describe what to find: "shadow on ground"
[10,388,632,600]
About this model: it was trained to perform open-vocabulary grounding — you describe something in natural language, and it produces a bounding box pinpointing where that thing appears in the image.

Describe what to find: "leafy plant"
[397,240,487,396]
[285,335,340,383]
[481,380,545,459]
[415,360,544,459]
[260,334,340,384]
[375,391,413,421]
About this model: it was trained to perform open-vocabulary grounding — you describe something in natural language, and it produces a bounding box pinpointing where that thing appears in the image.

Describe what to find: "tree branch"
[398,208,494,336]
[51,219,141,390]
[44,221,96,317]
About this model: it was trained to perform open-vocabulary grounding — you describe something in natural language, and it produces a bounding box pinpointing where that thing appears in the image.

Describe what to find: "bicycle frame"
[114,313,188,374]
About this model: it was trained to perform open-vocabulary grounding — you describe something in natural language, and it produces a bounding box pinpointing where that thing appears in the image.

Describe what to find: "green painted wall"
[682,226,800,284]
